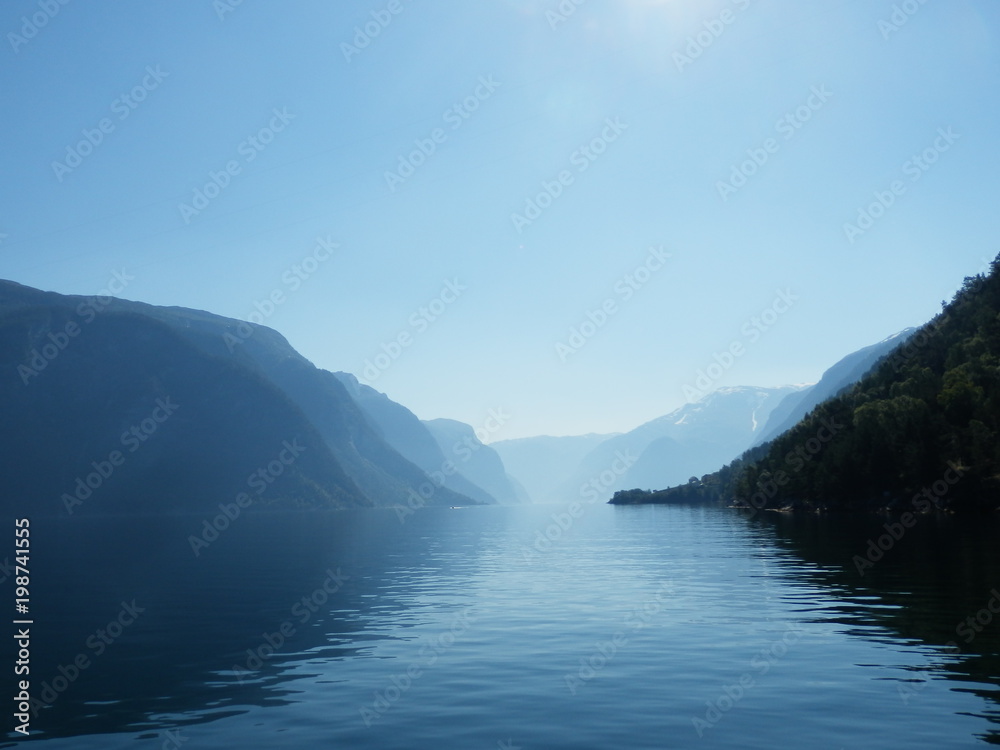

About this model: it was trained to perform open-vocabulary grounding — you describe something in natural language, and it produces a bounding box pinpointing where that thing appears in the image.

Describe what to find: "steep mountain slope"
[0,305,369,516]
[750,328,917,447]
[333,373,500,505]
[558,385,802,498]
[422,418,526,504]
[0,280,477,512]
[134,302,478,509]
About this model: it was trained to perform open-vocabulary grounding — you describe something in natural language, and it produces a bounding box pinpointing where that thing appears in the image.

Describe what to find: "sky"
[2,0,998,442]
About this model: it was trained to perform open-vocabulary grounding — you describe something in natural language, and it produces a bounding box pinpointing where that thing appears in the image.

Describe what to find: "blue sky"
[2,0,998,441]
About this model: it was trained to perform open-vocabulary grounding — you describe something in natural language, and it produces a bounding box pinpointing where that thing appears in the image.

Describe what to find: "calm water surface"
[6,503,1000,748]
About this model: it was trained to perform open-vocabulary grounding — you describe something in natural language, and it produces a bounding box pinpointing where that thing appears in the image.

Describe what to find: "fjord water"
[10,504,1000,749]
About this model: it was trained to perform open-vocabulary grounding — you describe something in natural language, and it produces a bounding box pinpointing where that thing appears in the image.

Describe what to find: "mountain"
[750,328,917,447]
[422,418,527,504]
[492,433,616,504]
[0,280,479,515]
[560,385,803,499]
[615,256,1000,512]
[0,297,367,515]
[513,329,924,506]
[493,387,802,504]
[332,373,502,505]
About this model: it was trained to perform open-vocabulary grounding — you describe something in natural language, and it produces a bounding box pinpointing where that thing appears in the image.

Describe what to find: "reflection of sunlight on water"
[8,505,1000,749]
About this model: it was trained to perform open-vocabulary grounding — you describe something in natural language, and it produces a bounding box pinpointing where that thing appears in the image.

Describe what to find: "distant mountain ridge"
[332,372,521,505]
[563,385,804,498]
[498,329,921,505]
[422,418,527,504]
[495,386,803,503]
[751,328,917,447]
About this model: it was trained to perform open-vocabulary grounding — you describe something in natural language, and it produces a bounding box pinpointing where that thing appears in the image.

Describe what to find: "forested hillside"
[613,255,1000,513]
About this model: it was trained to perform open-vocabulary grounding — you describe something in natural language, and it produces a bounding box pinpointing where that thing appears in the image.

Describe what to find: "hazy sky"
[3,0,998,441]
